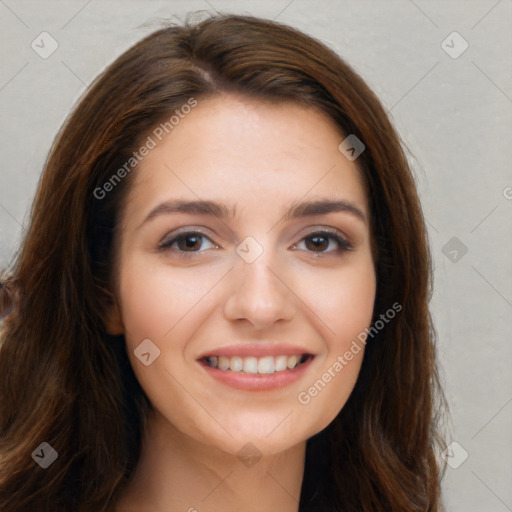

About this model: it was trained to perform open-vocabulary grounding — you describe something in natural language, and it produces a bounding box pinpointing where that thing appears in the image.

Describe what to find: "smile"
[203,354,312,374]
[198,348,316,391]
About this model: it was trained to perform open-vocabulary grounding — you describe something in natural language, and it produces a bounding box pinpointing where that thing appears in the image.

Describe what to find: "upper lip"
[198,343,315,359]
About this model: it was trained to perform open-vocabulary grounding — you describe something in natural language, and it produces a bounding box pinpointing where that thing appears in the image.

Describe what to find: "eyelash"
[158,228,352,258]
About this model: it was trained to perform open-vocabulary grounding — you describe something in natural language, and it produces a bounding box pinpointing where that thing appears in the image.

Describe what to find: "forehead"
[124,95,369,220]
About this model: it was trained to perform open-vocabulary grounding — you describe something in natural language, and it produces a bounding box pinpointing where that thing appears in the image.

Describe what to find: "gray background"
[1,1,511,510]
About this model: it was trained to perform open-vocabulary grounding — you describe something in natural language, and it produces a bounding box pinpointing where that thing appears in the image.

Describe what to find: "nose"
[223,250,296,330]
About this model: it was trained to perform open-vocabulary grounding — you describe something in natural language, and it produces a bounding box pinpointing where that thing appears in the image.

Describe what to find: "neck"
[114,410,306,512]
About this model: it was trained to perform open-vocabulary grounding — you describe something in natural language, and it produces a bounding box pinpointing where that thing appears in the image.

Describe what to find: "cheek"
[297,256,376,348]
[116,260,217,438]
[327,270,376,349]
[117,258,214,346]
[292,259,375,426]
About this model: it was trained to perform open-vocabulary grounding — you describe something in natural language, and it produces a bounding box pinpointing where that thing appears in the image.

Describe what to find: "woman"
[0,12,448,512]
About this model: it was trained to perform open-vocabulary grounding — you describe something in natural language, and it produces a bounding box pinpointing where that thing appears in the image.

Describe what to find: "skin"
[107,94,376,512]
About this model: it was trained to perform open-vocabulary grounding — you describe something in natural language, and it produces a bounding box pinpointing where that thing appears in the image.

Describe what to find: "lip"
[199,357,315,390]
[197,346,315,391]
[198,342,314,359]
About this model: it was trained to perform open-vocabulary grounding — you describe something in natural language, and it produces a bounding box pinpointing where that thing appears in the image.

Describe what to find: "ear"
[104,299,125,335]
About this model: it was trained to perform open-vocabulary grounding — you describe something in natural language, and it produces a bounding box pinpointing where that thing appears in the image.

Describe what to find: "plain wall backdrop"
[1,1,511,510]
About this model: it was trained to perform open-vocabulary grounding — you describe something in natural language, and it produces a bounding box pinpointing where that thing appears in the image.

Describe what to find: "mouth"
[197,350,316,391]
[201,354,313,374]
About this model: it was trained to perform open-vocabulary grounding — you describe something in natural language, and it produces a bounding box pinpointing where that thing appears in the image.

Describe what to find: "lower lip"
[198,357,315,391]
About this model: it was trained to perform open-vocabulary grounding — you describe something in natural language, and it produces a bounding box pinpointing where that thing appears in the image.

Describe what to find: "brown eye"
[305,234,330,251]
[295,231,351,254]
[159,231,216,254]
[175,234,203,251]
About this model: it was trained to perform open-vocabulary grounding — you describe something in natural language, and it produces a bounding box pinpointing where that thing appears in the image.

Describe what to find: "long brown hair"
[0,12,448,511]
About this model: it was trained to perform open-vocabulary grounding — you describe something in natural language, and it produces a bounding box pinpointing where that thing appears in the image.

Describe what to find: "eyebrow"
[139,198,367,229]
[283,198,366,223]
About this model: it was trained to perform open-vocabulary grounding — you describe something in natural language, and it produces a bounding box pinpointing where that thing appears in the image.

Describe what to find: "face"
[107,95,376,457]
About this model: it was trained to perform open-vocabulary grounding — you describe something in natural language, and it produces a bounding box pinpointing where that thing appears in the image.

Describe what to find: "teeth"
[243,357,258,374]
[204,354,307,373]
[287,355,299,369]
[218,356,230,371]
[230,356,243,372]
[274,355,287,372]
[258,356,274,374]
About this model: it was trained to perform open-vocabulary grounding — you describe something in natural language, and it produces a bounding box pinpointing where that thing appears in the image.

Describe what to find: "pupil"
[183,235,200,250]
[308,235,327,251]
